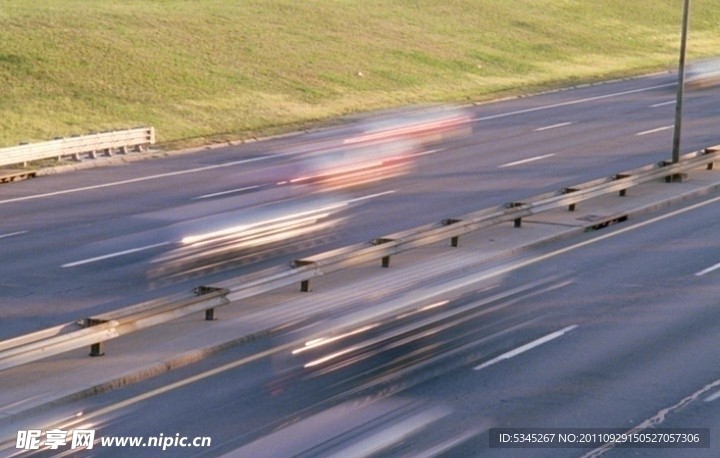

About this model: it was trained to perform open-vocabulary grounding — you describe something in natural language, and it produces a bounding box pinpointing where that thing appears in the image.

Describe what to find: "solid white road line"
[494,193,720,279]
[498,153,555,168]
[704,389,720,402]
[650,100,675,108]
[694,261,720,276]
[0,231,27,240]
[582,377,720,457]
[473,324,578,371]
[636,125,673,136]
[192,185,260,200]
[62,241,172,268]
[379,194,720,314]
[61,190,393,268]
[473,83,675,123]
[50,340,299,438]
[0,154,292,206]
[409,147,445,158]
[533,122,572,132]
[1,83,675,207]
[348,190,396,203]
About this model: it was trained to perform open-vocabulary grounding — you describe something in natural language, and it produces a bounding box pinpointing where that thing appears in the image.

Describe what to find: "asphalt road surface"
[1,72,718,340]
[3,189,719,457]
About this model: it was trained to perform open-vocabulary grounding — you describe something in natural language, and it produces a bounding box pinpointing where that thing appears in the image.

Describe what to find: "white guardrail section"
[0,127,155,168]
[0,144,717,371]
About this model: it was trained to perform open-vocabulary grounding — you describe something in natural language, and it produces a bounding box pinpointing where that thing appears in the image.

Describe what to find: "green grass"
[1,0,719,148]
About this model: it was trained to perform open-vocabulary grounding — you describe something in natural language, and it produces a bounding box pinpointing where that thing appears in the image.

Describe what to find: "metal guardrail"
[0,288,227,371]
[0,127,155,169]
[289,145,719,290]
[0,144,717,371]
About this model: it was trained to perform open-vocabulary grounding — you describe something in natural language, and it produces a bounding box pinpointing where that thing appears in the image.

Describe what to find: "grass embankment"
[1,0,719,148]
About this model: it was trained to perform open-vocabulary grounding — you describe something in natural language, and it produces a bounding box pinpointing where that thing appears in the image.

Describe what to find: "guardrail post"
[703,148,716,170]
[371,238,394,267]
[290,260,314,291]
[506,202,524,227]
[665,173,687,183]
[84,318,108,357]
[443,219,462,247]
[614,174,630,196]
[194,286,225,320]
[658,161,688,183]
[89,341,104,357]
[561,188,578,211]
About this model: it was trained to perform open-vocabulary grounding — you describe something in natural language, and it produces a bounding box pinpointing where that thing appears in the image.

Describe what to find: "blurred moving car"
[348,105,473,147]
[685,58,720,90]
[148,194,349,280]
[149,105,473,279]
[288,140,418,189]
[289,106,473,190]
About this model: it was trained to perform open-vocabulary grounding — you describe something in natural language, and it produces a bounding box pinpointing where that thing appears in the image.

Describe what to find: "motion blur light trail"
[150,105,472,281]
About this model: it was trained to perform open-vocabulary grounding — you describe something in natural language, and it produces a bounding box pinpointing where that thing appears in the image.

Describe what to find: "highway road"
[1,72,719,340]
[3,188,719,457]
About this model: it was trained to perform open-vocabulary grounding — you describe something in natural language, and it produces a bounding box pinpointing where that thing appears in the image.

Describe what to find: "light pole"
[671,0,690,166]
